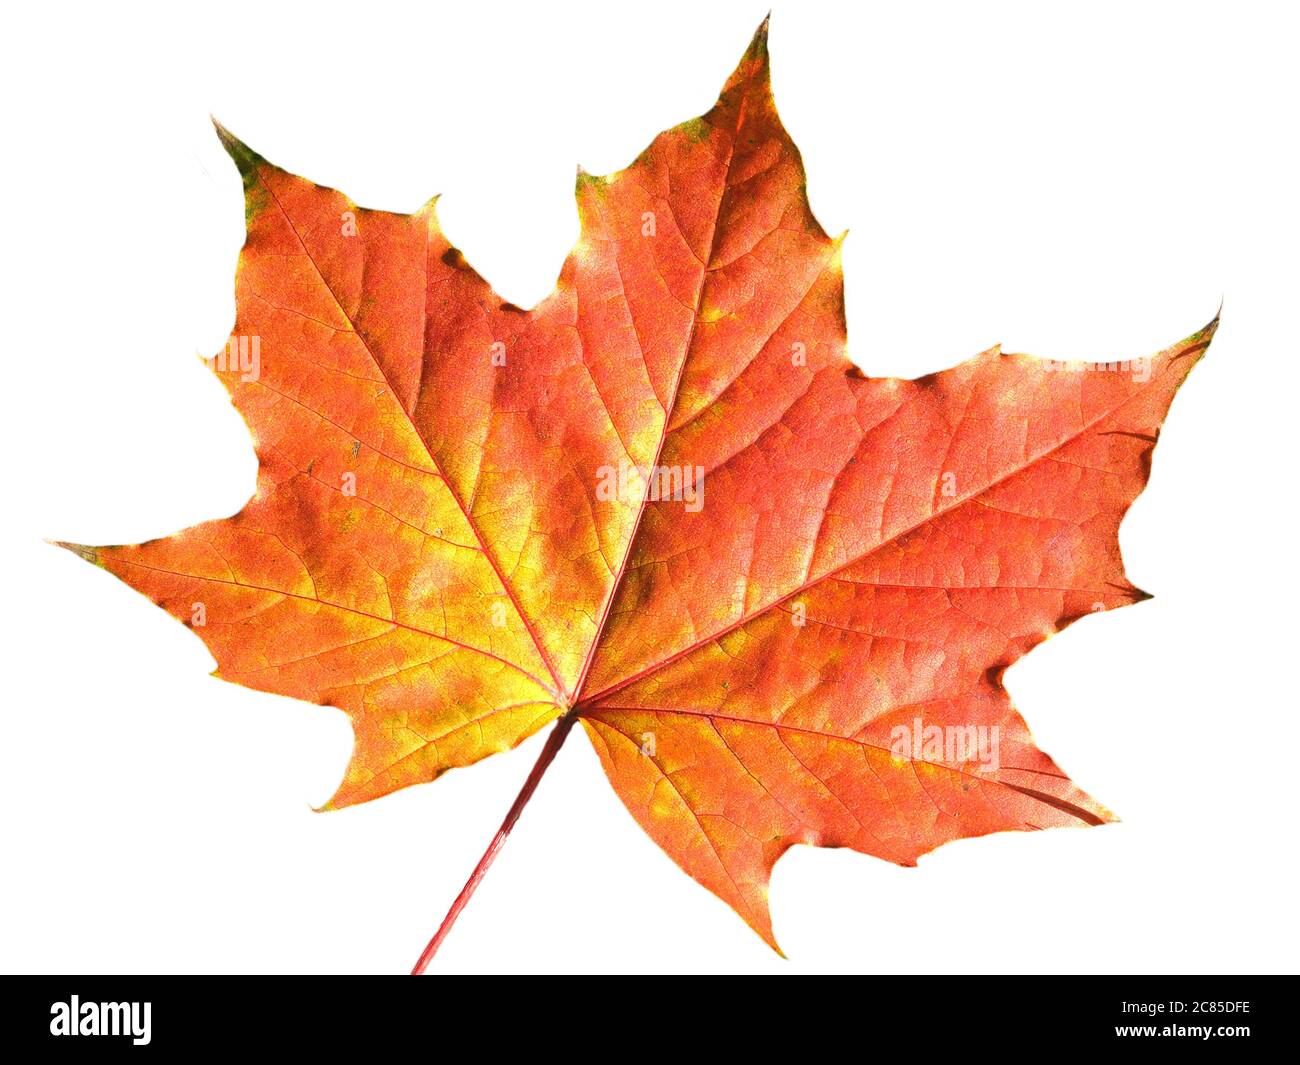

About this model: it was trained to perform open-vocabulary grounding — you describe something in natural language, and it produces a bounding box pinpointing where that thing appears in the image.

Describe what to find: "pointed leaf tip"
[720,14,772,97]
[52,541,101,566]
[210,118,264,179]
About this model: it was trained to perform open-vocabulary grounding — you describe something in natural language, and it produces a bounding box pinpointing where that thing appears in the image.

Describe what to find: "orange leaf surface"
[61,18,1214,958]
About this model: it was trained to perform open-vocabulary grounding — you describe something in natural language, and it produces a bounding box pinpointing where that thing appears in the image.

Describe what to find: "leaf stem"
[410,712,578,974]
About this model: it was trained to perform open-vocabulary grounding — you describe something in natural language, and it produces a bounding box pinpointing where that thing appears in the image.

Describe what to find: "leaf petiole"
[411,711,579,974]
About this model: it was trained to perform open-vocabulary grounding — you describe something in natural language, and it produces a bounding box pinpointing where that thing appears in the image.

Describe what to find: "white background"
[2,0,1297,974]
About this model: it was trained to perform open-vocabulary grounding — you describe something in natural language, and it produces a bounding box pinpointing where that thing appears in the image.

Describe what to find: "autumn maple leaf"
[59,18,1214,968]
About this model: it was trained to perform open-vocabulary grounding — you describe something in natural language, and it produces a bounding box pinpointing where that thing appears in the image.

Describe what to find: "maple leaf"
[59,17,1214,966]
